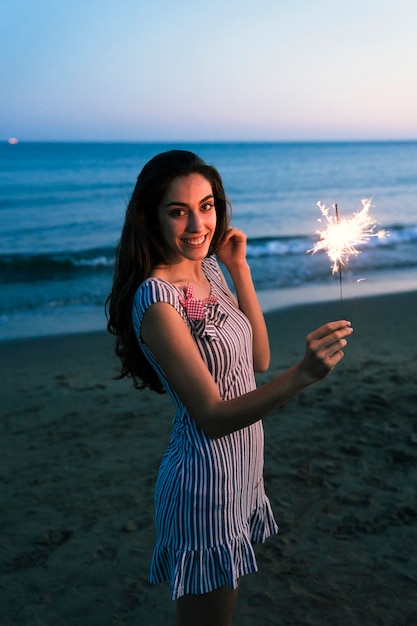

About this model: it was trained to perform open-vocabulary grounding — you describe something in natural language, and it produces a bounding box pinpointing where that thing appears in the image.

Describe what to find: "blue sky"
[1,0,417,141]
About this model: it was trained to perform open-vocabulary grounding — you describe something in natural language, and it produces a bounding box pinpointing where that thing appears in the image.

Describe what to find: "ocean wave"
[0,248,115,283]
[0,223,416,284]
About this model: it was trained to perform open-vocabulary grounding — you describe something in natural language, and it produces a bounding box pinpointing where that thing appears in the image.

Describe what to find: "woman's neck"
[150,259,211,298]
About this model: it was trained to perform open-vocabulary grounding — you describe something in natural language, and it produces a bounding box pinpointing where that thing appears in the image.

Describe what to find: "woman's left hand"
[216,227,248,270]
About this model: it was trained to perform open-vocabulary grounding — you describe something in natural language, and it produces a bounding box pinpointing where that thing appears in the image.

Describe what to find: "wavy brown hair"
[106,150,231,393]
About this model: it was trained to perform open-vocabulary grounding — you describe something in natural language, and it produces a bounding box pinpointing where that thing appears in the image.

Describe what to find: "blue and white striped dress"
[132,256,278,600]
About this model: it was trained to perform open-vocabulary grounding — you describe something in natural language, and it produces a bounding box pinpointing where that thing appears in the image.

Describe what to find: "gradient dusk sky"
[1,0,417,142]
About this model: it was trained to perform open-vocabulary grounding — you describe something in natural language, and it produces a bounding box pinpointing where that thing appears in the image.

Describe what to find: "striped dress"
[132,256,278,600]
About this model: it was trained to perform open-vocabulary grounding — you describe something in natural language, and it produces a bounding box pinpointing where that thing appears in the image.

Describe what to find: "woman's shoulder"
[134,276,182,311]
[133,278,185,341]
[203,256,232,299]
[132,278,188,342]
[202,255,223,282]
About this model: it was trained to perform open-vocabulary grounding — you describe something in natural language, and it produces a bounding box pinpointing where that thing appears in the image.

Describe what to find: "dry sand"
[1,291,416,625]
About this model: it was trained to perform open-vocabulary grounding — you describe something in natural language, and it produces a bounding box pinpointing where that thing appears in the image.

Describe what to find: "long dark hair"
[106,150,231,393]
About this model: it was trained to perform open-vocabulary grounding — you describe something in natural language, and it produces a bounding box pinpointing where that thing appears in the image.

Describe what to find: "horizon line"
[4,137,417,145]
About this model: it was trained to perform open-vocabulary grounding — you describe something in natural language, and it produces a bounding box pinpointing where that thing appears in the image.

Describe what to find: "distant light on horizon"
[8,137,19,145]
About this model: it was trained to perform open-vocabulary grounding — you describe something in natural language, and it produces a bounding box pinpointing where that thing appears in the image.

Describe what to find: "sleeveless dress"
[132,256,278,600]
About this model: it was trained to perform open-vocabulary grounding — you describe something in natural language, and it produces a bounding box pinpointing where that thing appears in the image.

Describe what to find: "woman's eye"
[170,208,186,217]
[201,203,214,212]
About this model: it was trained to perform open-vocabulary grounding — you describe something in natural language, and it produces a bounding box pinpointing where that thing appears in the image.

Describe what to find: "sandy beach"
[1,290,416,626]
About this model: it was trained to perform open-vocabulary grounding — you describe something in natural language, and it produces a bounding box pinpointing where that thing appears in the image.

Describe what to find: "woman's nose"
[187,211,203,231]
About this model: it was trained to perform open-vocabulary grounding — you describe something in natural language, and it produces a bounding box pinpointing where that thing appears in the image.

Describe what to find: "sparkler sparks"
[308,198,388,274]
[307,198,389,312]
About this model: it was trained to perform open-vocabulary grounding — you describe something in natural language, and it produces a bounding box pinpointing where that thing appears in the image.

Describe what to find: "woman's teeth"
[183,235,206,246]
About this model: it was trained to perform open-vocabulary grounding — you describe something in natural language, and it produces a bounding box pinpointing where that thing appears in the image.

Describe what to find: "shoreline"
[1,289,416,625]
[0,285,416,344]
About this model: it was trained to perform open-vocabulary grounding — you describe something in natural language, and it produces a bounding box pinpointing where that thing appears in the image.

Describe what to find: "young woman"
[106,150,352,625]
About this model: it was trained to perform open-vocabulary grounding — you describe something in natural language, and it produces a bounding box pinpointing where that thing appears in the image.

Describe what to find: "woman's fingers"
[301,320,353,381]
[307,320,352,341]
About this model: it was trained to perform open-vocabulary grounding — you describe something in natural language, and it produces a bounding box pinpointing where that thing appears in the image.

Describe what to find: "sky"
[1,0,417,142]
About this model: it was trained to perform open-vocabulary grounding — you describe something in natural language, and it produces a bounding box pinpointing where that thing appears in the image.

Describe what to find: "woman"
[106,150,352,625]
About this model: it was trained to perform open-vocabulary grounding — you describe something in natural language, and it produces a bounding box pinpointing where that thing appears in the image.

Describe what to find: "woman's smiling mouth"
[181,234,208,247]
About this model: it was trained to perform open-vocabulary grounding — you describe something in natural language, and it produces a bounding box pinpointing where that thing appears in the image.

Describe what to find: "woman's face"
[157,173,217,264]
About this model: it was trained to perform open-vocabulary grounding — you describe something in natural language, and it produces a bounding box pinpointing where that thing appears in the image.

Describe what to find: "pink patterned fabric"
[179,283,217,320]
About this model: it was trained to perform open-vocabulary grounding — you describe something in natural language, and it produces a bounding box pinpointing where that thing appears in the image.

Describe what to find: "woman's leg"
[176,583,239,626]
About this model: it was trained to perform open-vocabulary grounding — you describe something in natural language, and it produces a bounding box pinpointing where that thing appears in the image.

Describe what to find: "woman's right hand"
[298,320,353,385]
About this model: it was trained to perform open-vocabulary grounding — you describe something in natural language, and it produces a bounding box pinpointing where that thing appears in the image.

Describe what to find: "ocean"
[1,141,416,341]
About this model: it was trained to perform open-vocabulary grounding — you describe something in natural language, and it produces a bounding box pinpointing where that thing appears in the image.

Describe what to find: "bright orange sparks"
[308,198,388,274]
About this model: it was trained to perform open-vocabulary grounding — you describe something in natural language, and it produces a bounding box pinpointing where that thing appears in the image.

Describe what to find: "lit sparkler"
[308,198,388,309]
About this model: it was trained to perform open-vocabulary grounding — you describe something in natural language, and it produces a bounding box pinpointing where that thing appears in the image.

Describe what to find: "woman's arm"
[216,228,270,372]
[141,301,353,439]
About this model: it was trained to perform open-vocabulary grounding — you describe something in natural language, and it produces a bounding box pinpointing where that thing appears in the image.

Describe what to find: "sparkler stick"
[334,203,343,314]
[308,198,388,316]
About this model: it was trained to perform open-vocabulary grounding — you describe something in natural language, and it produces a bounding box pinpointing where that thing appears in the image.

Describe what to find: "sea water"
[1,141,416,340]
